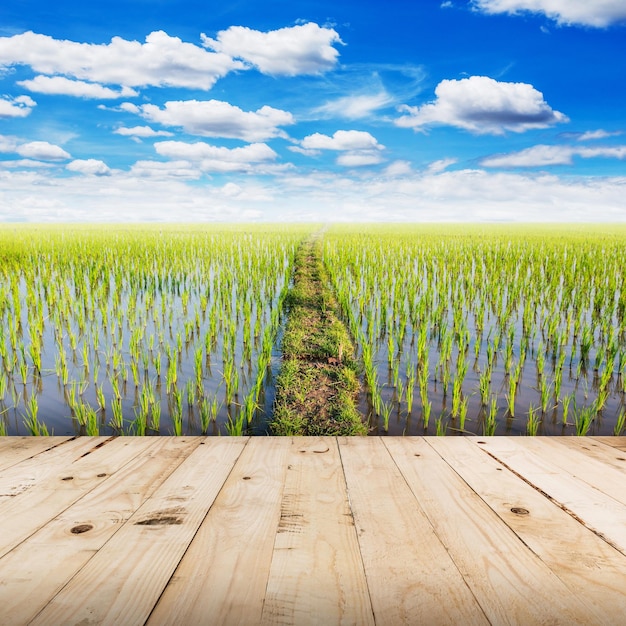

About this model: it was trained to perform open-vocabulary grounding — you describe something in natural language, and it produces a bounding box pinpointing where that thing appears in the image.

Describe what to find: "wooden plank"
[260,437,374,625]
[147,437,291,626]
[0,436,75,471]
[429,437,626,624]
[0,436,145,558]
[0,436,99,504]
[554,437,626,473]
[385,437,602,626]
[0,437,200,626]
[592,436,626,452]
[472,437,626,556]
[338,437,488,626]
[31,437,248,626]
[519,438,626,506]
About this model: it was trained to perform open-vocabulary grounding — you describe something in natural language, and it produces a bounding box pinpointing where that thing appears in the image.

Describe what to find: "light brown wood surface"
[0,436,624,626]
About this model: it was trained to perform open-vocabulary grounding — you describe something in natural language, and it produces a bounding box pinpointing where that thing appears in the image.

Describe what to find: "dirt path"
[271,232,367,435]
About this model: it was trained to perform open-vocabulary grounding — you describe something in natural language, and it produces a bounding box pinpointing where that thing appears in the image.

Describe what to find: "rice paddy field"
[0,224,309,436]
[324,224,626,436]
[1,223,625,437]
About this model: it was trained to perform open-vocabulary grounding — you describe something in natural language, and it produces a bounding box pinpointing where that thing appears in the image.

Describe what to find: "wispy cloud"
[18,75,137,99]
[481,144,626,167]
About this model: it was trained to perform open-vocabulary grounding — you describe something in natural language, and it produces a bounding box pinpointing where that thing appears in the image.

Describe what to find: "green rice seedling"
[186,379,196,408]
[574,402,596,436]
[133,405,147,436]
[172,389,184,435]
[478,369,491,406]
[458,396,469,431]
[151,399,161,431]
[0,372,7,402]
[85,405,99,436]
[484,395,498,436]
[562,392,573,425]
[540,378,553,413]
[526,404,541,436]
[110,396,124,430]
[378,399,392,431]
[199,397,211,434]
[435,413,446,436]
[451,377,462,417]
[422,399,432,428]
[614,408,625,436]
[95,384,106,412]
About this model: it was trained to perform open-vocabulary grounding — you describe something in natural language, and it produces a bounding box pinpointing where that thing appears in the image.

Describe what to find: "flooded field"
[2,223,625,437]
[324,224,626,436]
[0,224,310,435]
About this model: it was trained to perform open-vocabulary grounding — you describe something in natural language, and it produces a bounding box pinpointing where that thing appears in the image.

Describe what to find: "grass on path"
[271,234,367,436]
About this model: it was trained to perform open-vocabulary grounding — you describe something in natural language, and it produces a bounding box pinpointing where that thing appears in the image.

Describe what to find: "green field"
[1,223,625,436]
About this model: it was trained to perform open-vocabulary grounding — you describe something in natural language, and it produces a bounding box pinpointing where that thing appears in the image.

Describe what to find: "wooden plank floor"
[1,436,625,625]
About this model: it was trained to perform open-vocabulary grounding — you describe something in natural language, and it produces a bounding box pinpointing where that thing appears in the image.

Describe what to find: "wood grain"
[338,436,488,626]
[30,437,247,626]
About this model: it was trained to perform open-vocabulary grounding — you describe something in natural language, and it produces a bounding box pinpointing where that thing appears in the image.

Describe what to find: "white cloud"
[314,92,394,120]
[114,126,174,138]
[133,99,295,141]
[154,140,278,172]
[383,160,413,177]
[0,134,19,152]
[128,160,201,179]
[427,158,458,173]
[336,151,384,167]
[482,144,626,167]
[472,0,626,27]
[301,130,384,151]
[16,141,70,161]
[0,95,36,118]
[2,165,626,222]
[298,130,385,167]
[577,129,622,141]
[67,159,111,176]
[395,76,568,134]
[0,30,244,91]
[201,22,342,76]
[17,76,137,99]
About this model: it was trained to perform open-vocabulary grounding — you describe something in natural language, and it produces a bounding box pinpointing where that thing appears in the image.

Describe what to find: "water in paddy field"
[325,225,626,437]
[0,226,307,437]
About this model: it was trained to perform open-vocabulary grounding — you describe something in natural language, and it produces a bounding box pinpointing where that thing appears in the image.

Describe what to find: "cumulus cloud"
[16,141,70,160]
[67,159,111,176]
[0,95,36,118]
[472,0,626,27]
[201,22,342,76]
[0,30,244,91]
[482,144,626,167]
[17,76,137,99]
[297,130,385,167]
[114,126,174,138]
[154,140,278,172]
[132,99,295,141]
[314,92,394,119]
[395,76,568,134]
[301,130,384,151]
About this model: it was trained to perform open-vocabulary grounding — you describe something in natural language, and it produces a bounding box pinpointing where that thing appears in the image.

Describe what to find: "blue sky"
[0,0,625,221]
